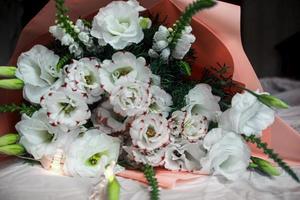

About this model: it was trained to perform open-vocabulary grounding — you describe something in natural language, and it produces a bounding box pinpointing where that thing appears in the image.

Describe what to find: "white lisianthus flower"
[91,100,130,134]
[99,51,151,92]
[130,113,170,151]
[16,45,61,104]
[172,26,196,59]
[110,80,151,117]
[185,83,221,121]
[124,146,165,167]
[91,1,144,49]
[63,58,104,104]
[169,110,209,142]
[201,128,251,180]
[15,109,80,160]
[40,89,91,131]
[149,85,172,117]
[164,141,205,171]
[219,91,275,137]
[64,129,120,177]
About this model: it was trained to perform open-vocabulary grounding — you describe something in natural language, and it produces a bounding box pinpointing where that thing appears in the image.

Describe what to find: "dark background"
[0,0,300,79]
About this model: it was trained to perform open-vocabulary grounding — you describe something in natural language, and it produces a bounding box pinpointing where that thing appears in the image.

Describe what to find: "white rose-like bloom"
[201,128,251,180]
[172,26,196,59]
[15,109,80,160]
[219,91,275,137]
[16,45,61,104]
[99,51,151,92]
[149,85,173,117]
[63,58,103,104]
[40,89,91,131]
[64,129,120,177]
[91,1,144,49]
[127,0,146,12]
[185,83,221,121]
[164,141,205,171]
[130,113,170,151]
[91,100,129,134]
[110,80,151,117]
[169,110,209,142]
[124,146,165,167]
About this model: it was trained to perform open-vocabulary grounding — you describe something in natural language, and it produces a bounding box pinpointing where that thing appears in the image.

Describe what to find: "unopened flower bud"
[105,162,120,200]
[0,66,16,77]
[0,133,20,147]
[251,157,280,176]
[0,78,24,90]
[139,17,152,29]
[258,94,289,109]
[0,144,25,156]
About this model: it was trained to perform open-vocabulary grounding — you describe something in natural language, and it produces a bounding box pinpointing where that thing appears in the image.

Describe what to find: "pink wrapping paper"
[1,0,300,188]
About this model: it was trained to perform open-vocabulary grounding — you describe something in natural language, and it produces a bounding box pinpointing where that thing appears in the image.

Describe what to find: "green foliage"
[55,0,84,48]
[244,135,300,183]
[0,103,39,117]
[169,0,216,49]
[143,164,160,200]
[201,64,237,111]
[56,53,72,70]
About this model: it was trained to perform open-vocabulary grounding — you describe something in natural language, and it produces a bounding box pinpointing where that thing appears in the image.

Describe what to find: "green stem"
[243,135,300,183]
[143,164,160,200]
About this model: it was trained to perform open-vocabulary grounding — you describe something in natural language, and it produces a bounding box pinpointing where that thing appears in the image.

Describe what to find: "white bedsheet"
[0,159,300,200]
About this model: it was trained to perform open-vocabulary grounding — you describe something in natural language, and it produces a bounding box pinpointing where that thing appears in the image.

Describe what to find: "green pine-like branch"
[244,135,300,183]
[0,103,39,117]
[56,53,72,70]
[143,164,160,200]
[169,0,216,49]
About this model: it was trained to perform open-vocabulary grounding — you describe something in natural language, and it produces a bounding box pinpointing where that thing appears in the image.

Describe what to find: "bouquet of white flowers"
[0,0,298,200]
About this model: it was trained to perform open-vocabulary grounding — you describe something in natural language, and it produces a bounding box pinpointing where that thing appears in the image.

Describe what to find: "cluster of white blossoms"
[13,0,276,181]
[148,25,196,61]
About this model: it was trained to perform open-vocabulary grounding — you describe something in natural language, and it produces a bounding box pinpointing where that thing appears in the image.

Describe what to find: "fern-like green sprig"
[0,103,39,117]
[56,53,72,70]
[169,0,216,49]
[55,0,84,48]
[243,135,300,183]
[143,164,160,200]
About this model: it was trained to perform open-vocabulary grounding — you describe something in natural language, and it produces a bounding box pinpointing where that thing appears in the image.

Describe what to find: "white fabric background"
[0,159,300,200]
